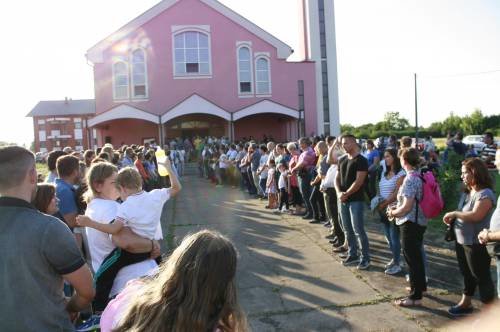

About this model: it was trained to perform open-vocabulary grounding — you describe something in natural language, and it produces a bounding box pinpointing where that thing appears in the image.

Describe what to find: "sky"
[0,0,499,145]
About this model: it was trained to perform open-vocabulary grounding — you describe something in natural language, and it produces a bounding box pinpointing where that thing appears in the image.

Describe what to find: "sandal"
[394,297,422,308]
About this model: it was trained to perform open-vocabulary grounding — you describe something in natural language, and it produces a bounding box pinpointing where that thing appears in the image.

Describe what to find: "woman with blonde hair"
[101,230,247,332]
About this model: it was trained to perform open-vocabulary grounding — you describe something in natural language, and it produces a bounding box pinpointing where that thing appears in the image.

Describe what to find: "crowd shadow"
[162,175,360,330]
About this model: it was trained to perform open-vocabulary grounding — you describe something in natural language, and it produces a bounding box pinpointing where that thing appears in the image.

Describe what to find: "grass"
[433,137,447,150]
[36,162,48,179]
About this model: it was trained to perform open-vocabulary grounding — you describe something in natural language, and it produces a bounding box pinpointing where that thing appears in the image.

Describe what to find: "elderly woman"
[444,158,496,316]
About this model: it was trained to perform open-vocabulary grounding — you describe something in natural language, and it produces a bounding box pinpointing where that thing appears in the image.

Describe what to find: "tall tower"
[298,0,340,136]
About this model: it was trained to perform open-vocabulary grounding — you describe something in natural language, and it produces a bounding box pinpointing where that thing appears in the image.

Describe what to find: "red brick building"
[28,99,96,152]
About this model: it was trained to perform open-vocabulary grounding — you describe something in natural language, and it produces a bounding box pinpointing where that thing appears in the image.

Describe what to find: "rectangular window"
[240,82,252,93]
[40,142,46,149]
[186,63,199,73]
[74,122,82,129]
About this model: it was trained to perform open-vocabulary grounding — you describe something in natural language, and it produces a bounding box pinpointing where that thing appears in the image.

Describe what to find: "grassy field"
[433,137,447,150]
[36,163,48,179]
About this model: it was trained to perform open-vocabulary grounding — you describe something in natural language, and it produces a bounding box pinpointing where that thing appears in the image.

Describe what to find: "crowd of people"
[194,132,499,311]
[0,143,248,332]
[0,129,498,331]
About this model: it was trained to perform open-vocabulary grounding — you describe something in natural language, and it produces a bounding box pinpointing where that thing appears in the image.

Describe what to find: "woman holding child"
[75,155,181,331]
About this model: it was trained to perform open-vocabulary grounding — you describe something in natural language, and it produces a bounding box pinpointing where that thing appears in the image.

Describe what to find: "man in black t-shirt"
[335,135,371,270]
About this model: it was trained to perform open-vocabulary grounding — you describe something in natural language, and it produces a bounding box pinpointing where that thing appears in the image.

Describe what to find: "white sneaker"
[272,208,281,213]
[281,207,289,213]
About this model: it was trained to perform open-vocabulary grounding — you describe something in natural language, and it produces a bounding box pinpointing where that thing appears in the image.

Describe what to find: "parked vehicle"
[463,135,486,152]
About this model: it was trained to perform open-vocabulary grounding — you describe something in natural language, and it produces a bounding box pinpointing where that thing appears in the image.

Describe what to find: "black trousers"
[309,183,326,220]
[93,248,150,312]
[400,221,427,300]
[455,242,495,303]
[324,188,344,243]
[279,188,289,210]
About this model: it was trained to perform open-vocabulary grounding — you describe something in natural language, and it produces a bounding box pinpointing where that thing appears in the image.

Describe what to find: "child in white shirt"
[76,157,181,313]
[277,162,290,212]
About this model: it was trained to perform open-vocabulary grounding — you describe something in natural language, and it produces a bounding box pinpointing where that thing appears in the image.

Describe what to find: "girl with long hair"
[377,148,405,275]
[101,230,248,332]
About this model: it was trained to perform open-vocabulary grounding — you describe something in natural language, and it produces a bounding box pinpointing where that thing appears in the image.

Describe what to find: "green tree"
[383,112,410,131]
[462,109,484,135]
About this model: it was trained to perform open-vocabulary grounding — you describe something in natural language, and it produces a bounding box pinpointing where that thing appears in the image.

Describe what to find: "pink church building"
[29,0,341,151]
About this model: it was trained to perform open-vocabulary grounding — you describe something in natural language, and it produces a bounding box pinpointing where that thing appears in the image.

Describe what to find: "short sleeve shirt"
[364,149,380,167]
[298,147,317,171]
[0,197,84,332]
[338,154,368,202]
[317,154,329,176]
[251,151,261,172]
[454,189,496,245]
[55,178,78,216]
[117,189,171,240]
[395,171,426,226]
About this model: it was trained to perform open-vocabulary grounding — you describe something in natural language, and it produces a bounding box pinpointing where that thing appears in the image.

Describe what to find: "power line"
[419,68,500,79]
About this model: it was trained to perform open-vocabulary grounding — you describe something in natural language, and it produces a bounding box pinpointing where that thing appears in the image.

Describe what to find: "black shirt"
[338,154,369,202]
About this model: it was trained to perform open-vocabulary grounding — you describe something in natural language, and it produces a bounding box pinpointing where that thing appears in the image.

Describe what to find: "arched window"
[174,31,211,76]
[255,57,271,95]
[131,49,148,98]
[113,61,129,100]
[238,46,252,94]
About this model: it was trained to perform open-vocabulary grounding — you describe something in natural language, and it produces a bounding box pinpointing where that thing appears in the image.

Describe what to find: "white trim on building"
[88,104,159,127]
[161,94,231,123]
[233,100,299,121]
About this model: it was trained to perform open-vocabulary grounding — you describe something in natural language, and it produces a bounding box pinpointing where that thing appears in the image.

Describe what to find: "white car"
[462,135,485,152]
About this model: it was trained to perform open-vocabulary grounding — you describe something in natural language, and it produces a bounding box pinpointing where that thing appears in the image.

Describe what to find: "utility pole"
[414,73,419,142]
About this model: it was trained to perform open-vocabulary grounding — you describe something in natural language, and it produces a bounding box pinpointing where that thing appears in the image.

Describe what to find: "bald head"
[0,146,35,192]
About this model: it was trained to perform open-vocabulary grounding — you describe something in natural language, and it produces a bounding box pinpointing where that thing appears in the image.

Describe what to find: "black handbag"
[444,221,456,242]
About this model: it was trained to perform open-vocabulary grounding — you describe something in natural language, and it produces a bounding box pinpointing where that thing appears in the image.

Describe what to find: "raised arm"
[161,156,182,197]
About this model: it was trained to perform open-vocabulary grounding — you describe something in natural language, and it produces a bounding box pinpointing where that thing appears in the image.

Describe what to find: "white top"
[117,188,171,240]
[219,154,229,169]
[379,169,406,199]
[321,164,337,189]
[85,198,158,297]
[278,172,287,189]
[259,154,269,179]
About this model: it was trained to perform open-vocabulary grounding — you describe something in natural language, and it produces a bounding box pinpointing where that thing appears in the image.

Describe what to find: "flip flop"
[394,297,422,308]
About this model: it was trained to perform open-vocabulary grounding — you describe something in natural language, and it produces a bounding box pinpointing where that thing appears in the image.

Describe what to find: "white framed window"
[255,56,271,95]
[131,49,148,98]
[237,45,253,94]
[112,61,129,100]
[173,31,211,77]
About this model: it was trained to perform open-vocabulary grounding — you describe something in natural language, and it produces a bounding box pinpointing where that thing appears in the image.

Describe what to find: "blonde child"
[76,157,181,316]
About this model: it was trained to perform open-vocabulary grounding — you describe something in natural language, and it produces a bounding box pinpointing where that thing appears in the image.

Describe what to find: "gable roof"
[86,0,293,63]
[27,99,96,117]
[161,93,231,123]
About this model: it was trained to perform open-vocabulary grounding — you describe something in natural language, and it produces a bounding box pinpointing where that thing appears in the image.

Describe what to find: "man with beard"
[0,146,94,331]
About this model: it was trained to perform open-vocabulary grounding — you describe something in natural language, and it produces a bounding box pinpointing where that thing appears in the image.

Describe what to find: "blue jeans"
[340,200,370,263]
[298,171,313,216]
[383,221,401,265]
